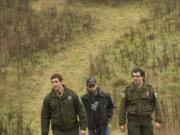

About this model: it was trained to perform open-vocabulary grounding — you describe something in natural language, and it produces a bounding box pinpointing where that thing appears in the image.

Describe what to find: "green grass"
[0,1,151,135]
[86,1,180,134]
[18,1,148,134]
[1,0,179,134]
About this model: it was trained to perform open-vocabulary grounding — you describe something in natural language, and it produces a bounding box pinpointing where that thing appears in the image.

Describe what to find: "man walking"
[41,73,87,135]
[81,77,114,135]
[119,68,163,135]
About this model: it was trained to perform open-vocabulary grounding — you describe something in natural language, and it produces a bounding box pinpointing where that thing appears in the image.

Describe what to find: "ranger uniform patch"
[67,95,72,100]
[146,91,149,97]
[154,92,158,98]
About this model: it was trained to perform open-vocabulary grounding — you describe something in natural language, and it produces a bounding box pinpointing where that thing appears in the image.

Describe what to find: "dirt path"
[23,2,147,134]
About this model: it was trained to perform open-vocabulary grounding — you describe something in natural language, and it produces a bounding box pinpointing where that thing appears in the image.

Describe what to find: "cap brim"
[88,82,96,86]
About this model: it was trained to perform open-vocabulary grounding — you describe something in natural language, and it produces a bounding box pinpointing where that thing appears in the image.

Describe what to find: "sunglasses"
[88,84,95,88]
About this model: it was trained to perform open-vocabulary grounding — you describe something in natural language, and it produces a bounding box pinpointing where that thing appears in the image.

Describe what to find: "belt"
[127,113,152,120]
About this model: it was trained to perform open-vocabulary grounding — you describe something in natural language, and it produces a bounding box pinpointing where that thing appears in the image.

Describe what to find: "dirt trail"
[23,2,146,134]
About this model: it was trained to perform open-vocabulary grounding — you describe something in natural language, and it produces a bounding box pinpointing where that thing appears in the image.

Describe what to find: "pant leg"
[88,128,96,135]
[88,127,109,135]
[53,128,79,135]
[53,129,61,135]
[100,126,110,135]
[141,120,154,135]
[128,120,141,135]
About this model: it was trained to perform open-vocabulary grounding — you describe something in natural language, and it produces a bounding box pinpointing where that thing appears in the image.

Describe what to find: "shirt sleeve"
[106,94,115,118]
[41,97,50,135]
[153,91,164,124]
[119,91,127,126]
[73,93,87,130]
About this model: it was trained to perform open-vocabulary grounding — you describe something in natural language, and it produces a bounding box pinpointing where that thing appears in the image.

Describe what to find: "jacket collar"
[50,85,69,98]
[130,82,148,91]
[97,87,104,97]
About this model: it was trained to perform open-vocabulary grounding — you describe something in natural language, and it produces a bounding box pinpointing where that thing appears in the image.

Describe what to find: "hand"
[120,125,125,132]
[80,130,86,135]
[154,122,162,129]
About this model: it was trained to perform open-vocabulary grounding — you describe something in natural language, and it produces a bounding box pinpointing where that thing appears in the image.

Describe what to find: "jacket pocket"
[126,96,138,113]
[63,98,75,113]
[141,91,154,112]
[51,116,63,127]
[50,99,58,113]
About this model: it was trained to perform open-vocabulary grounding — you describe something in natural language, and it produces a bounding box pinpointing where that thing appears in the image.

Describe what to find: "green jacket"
[119,83,163,125]
[41,86,87,135]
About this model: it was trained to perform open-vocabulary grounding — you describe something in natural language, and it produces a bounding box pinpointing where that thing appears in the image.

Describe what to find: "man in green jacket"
[41,73,87,135]
[119,68,163,135]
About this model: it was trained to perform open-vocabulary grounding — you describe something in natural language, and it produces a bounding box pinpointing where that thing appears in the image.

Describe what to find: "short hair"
[132,68,145,77]
[50,73,63,81]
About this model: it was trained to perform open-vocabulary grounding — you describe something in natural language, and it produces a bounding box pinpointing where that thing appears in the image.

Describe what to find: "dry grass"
[0,1,160,135]
[20,2,147,134]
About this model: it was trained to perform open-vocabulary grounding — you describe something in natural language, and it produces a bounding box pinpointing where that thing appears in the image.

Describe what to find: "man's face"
[51,78,62,91]
[132,72,144,87]
[87,84,97,94]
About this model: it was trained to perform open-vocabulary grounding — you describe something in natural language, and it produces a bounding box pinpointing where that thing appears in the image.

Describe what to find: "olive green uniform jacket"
[119,83,163,126]
[41,86,87,135]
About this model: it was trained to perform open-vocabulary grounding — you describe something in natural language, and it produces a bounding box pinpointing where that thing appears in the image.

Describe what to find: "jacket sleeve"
[153,91,163,124]
[41,97,50,135]
[74,93,87,130]
[119,91,127,126]
[106,94,115,118]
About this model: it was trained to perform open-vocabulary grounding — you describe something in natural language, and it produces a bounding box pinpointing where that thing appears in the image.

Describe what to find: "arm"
[119,91,127,126]
[153,91,163,125]
[74,94,87,131]
[41,97,50,135]
[106,95,115,119]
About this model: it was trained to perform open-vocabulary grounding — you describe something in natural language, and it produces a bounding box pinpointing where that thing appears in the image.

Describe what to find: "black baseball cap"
[86,77,96,86]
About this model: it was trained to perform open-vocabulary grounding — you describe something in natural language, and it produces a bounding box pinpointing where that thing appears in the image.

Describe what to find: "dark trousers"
[53,128,79,135]
[127,115,154,135]
[88,126,109,135]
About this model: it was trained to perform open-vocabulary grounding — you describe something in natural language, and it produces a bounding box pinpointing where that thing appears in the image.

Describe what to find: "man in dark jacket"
[81,77,115,135]
[41,73,87,135]
[119,68,163,135]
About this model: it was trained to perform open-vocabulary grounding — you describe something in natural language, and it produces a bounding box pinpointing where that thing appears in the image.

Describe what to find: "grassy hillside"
[0,0,179,135]
[22,1,147,135]
[88,0,180,135]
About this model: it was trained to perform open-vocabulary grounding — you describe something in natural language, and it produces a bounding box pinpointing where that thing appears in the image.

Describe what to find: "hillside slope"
[21,1,148,134]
